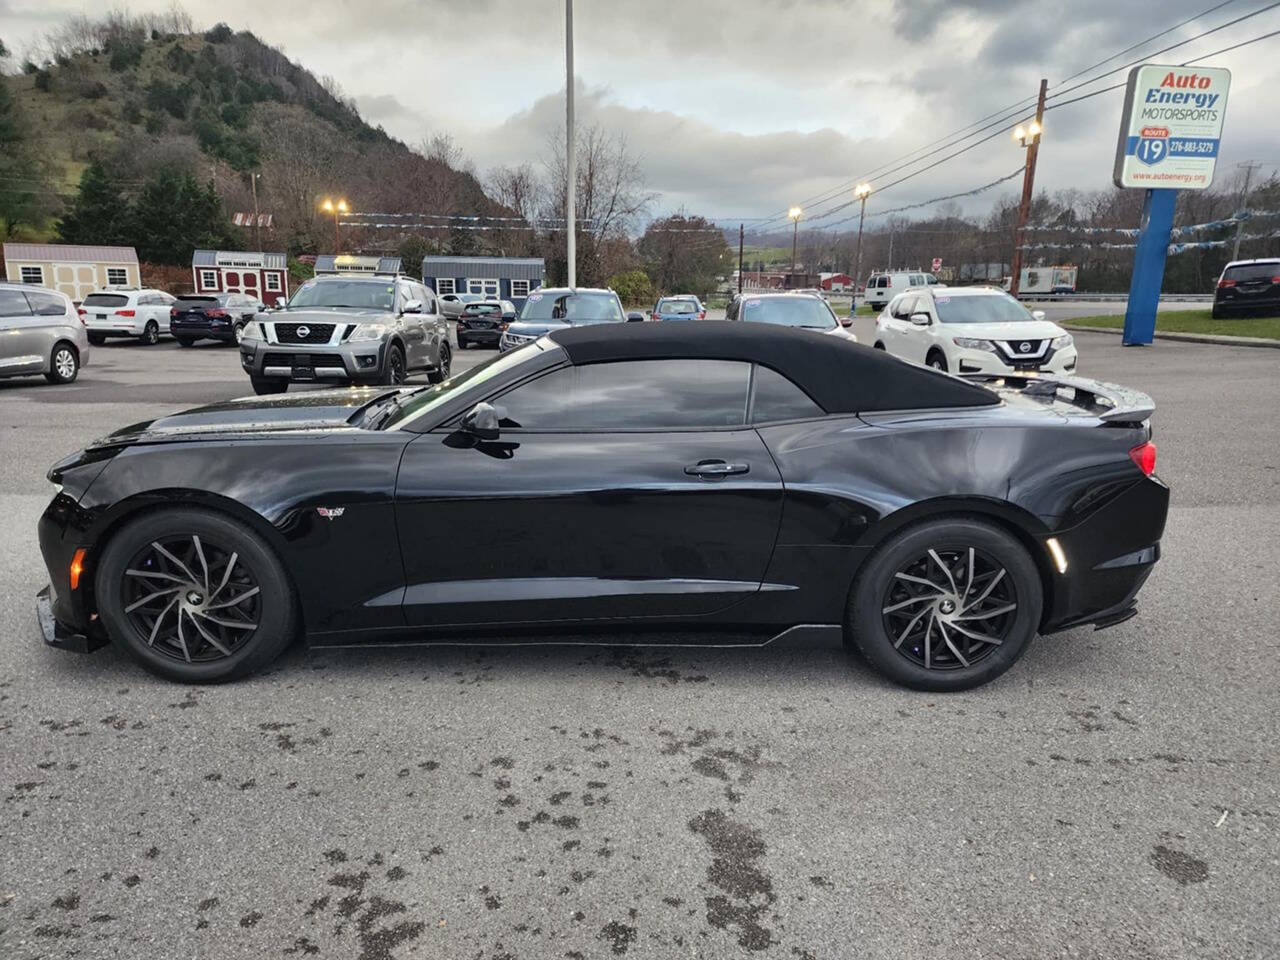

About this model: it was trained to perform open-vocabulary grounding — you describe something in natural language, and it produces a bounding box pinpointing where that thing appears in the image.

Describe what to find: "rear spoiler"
[963,373,1155,424]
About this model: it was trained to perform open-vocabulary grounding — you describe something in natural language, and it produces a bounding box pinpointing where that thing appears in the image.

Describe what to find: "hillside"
[3,17,504,256]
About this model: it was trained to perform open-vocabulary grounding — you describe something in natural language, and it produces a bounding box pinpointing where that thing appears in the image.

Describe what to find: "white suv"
[80,288,176,345]
[873,286,1078,375]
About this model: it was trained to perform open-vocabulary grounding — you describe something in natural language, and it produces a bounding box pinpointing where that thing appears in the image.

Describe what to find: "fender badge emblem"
[316,507,345,520]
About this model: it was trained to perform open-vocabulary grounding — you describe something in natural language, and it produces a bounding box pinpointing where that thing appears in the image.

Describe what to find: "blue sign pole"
[1121,188,1177,345]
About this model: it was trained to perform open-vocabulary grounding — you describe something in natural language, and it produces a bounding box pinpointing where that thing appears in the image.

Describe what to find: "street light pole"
[853,182,871,290]
[1009,78,1047,298]
[321,198,348,254]
[788,206,802,287]
[565,0,576,289]
[250,173,262,250]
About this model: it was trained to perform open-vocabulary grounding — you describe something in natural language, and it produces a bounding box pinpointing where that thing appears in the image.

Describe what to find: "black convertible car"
[36,322,1168,691]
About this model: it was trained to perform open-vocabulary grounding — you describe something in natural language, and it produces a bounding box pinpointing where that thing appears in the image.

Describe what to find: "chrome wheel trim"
[121,535,261,663]
[440,345,451,377]
[234,323,245,344]
[880,545,1017,670]
[54,348,76,379]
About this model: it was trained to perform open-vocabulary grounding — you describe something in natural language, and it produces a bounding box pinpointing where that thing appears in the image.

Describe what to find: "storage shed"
[314,254,403,276]
[191,250,289,305]
[421,256,544,308]
[3,243,140,301]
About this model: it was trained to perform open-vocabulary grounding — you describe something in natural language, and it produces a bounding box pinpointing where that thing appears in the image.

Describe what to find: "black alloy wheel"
[45,343,79,384]
[142,321,160,345]
[95,508,296,682]
[846,518,1041,691]
[428,344,451,383]
[383,345,406,386]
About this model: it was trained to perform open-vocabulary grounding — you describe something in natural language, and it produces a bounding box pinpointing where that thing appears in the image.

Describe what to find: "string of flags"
[1024,208,1280,239]
[1019,227,1280,255]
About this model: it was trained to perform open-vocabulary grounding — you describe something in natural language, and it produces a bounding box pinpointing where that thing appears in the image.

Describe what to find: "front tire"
[381,345,406,385]
[926,350,948,372]
[95,507,297,683]
[251,377,288,395]
[44,342,79,384]
[873,341,886,350]
[846,518,1042,691]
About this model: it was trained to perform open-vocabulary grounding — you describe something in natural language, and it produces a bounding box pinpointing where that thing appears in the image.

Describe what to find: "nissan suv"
[238,274,451,394]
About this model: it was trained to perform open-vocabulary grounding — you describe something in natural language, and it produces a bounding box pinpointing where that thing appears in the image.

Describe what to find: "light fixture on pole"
[321,197,348,254]
[788,206,802,286]
[1009,79,1047,298]
[852,182,871,293]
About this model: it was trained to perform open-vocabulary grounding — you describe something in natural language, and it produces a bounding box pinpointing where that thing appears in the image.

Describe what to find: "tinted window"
[464,303,502,315]
[934,293,1036,325]
[875,276,889,288]
[519,291,624,324]
[739,297,836,330]
[499,360,750,430]
[0,289,33,317]
[751,365,823,422]
[26,290,67,316]
[83,293,129,308]
[657,299,698,314]
[1224,262,1280,282]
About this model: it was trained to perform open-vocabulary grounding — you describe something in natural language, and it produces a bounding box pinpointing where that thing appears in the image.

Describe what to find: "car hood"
[88,387,411,448]
[506,318,620,337]
[268,307,396,324]
[938,319,1066,340]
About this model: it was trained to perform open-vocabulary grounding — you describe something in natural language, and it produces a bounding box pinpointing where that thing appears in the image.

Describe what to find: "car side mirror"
[402,299,423,314]
[626,311,646,322]
[910,312,931,326]
[462,401,501,441]
[1031,309,1046,320]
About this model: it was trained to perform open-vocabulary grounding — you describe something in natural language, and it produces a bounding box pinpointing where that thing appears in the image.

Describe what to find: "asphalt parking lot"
[2,329,1277,959]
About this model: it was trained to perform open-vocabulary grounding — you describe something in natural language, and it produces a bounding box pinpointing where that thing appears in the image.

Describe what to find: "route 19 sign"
[1113,64,1230,190]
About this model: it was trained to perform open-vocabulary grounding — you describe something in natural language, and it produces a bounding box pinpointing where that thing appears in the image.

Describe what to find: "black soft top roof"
[547,321,997,414]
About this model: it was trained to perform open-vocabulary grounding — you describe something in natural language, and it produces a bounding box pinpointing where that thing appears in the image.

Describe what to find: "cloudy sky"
[5,0,1279,231]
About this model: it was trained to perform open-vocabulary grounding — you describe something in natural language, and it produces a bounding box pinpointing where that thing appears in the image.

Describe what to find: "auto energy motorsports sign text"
[1113,64,1231,190]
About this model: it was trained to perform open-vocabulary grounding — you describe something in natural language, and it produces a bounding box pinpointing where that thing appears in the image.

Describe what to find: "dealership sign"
[1113,64,1231,190]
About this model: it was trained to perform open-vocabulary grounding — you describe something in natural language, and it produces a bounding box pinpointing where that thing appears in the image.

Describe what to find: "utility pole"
[565,0,576,289]
[737,223,744,293]
[788,207,802,287]
[1009,78,1048,297]
[887,222,894,271]
[1232,161,1259,261]
[853,183,870,290]
[250,173,261,250]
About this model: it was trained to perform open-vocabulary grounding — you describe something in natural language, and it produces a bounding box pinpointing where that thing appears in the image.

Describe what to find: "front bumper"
[37,585,108,653]
[953,345,1078,375]
[240,340,386,382]
[172,319,235,342]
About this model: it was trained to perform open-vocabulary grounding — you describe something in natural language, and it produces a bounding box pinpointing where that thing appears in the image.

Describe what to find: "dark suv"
[238,275,451,394]
[1213,258,1280,319]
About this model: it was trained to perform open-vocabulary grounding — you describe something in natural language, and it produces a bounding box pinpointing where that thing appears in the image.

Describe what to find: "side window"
[750,366,824,422]
[26,290,68,316]
[892,295,917,319]
[497,360,751,431]
[0,288,34,316]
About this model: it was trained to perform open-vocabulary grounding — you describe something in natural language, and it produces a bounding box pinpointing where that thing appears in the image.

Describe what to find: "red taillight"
[170,307,178,317]
[1217,279,1235,288]
[651,313,660,321]
[1272,276,1280,284]
[115,309,135,317]
[205,308,228,318]
[1129,441,1157,476]
[77,307,86,315]
[698,310,706,320]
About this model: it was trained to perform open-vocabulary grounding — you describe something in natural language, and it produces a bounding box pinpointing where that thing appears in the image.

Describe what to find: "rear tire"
[44,342,79,384]
[176,337,196,347]
[873,341,886,350]
[1210,306,1224,320]
[142,321,159,345]
[251,377,288,395]
[88,333,106,346]
[94,507,297,683]
[427,343,451,383]
[845,518,1042,691]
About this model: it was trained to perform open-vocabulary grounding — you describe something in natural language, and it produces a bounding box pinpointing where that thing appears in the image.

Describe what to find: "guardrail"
[1016,292,1213,303]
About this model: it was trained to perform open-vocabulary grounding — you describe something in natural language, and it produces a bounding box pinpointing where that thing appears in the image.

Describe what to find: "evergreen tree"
[133,170,232,264]
[56,162,132,245]
[0,77,58,237]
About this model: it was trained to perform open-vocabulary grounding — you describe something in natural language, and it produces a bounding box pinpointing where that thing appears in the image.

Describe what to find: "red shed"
[820,273,853,292]
[191,249,289,305]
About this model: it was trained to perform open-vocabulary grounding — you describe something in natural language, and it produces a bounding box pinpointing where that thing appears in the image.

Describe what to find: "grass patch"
[1068,309,1280,341]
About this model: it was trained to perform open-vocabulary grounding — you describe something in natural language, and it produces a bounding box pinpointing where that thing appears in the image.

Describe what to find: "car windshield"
[933,294,1036,324]
[518,292,623,324]
[657,299,698,314]
[464,303,502,315]
[286,279,394,310]
[1224,263,1279,282]
[459,294,483,303]
[83,293,129,307]
[380,344,543,430]
[739,296,835,330]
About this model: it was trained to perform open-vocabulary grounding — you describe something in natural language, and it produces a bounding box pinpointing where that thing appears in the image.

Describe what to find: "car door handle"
[684,459,749,478]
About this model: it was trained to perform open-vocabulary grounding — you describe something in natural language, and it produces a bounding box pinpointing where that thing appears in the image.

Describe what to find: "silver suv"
[238,274,451,395]
[0,283,89,384]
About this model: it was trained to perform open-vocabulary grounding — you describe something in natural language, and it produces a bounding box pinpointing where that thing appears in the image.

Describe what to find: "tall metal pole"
[250,173,262,250]
[853,195,867,289]
[1009,78,1047,298]
[565,0,576,289]
[887,223,894,271]
[333,208,340,254]
[790,219,799,284]
[737,223,744,293]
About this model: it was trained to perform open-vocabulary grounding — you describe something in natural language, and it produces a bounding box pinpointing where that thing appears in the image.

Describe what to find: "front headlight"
[349,323,388,342]
[241,321,264,341]
[952,337,996,351]
[1051,333,1074,349]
